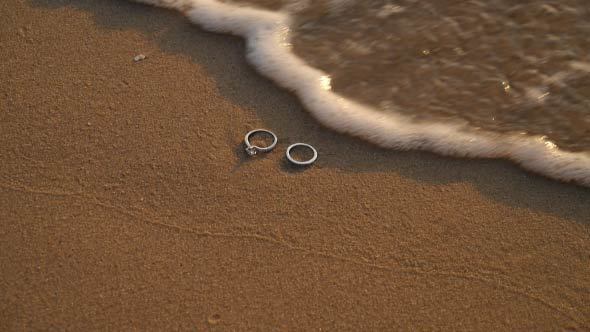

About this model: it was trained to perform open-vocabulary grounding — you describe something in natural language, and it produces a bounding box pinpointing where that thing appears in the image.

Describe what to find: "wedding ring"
[244,129,278,156]
[286,143,318,166]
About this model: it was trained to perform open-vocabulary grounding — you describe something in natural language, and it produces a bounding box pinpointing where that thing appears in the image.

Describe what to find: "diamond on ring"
[244,129,278,156]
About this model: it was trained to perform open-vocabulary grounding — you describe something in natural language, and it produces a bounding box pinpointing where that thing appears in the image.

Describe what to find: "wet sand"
[1,0,590,330]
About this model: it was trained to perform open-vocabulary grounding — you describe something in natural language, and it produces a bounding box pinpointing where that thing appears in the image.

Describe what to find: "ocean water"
[134,0,590,186]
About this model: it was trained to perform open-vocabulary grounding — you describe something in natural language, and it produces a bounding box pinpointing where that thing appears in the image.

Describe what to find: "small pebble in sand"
[207,314,221,325]
[133,54,146,62]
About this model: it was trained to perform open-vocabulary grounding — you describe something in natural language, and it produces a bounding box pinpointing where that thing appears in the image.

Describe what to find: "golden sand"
[1,0,589,330]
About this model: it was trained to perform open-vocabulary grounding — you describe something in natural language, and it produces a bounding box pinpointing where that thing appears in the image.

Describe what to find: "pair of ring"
[244,129,317,166]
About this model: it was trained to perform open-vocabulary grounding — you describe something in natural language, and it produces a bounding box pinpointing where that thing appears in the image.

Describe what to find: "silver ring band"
[244,129,278,156]
[286,143,318,166]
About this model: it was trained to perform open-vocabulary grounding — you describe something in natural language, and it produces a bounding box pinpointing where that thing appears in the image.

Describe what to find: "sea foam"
[133,0,590,187]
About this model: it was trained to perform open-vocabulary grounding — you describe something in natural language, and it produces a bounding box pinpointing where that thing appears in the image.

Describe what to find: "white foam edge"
[133,0,590,187]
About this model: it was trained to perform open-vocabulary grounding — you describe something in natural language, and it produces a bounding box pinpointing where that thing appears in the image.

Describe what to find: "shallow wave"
[132,0,590,187]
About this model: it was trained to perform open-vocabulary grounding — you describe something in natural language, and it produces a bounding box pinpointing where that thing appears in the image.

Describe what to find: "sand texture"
[1,0,590,330]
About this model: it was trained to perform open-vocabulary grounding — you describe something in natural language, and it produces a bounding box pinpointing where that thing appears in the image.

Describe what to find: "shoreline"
[133,0,590,188]
[1,0,589,330]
